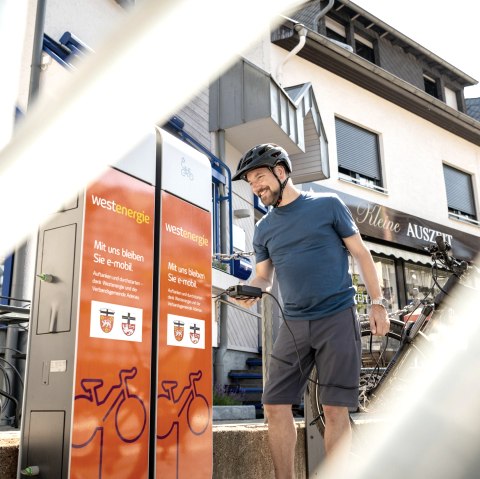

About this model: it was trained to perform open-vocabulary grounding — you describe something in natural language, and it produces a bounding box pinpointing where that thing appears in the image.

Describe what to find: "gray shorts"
[262,306,361,408]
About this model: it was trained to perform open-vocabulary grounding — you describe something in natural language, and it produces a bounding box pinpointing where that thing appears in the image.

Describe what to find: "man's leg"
[322,405,351,455]
[264,404,296,479]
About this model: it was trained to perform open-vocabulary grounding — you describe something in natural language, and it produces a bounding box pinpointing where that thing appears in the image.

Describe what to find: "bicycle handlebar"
[426,235,470,277]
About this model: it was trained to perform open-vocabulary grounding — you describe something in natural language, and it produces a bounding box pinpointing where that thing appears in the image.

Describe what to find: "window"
[423,74,439,99]
[335,117,385,192]
[325,18,347,43]
[404,263,448,304]
[350,255,398,315]
[354,34,375,63]
[443,164,478,225]
[444,87,458,110]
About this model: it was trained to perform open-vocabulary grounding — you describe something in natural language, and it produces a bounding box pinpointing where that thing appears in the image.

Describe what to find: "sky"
[352,0,480,99]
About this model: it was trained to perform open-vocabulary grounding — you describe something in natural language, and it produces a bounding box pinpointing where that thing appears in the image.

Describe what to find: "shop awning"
[364,241,432,265]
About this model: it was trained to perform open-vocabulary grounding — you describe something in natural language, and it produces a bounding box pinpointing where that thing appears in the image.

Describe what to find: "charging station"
[19,127,212,478]
[154,129,212,478]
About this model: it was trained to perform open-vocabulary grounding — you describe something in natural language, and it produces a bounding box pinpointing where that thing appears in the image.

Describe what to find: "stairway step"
[246,358,262,368]
[237,386,263,394]
[228,371,262,380]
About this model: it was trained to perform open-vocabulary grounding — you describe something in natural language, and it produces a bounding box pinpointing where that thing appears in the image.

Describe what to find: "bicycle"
[309,235,478,436]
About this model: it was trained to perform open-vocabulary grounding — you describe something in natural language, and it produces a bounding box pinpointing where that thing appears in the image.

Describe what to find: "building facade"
[2,0,480,419]
[213,0,480,365]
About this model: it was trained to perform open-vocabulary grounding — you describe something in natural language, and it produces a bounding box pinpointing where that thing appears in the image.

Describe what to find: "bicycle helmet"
[232,144,292,181]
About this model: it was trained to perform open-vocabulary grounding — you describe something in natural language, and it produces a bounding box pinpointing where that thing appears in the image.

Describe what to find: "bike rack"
[0,304,31,324]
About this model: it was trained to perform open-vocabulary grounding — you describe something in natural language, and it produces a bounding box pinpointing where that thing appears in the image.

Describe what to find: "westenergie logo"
[164,223,209,247]
[91,195,150,225]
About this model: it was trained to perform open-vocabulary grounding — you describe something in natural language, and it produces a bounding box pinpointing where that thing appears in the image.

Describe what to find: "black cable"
[0,347,23,355]
[0,366,10,413]
[0,357,24,390]
[212,292,226,300]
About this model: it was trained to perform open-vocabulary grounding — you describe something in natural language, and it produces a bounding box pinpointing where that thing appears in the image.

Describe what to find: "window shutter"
[335,118,381,180]
[443,165,476,216]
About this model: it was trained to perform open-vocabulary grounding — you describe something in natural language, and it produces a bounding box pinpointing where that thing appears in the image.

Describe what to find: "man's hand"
[227,259,273,309]
[228,295,260,309]
[369,304,390,336]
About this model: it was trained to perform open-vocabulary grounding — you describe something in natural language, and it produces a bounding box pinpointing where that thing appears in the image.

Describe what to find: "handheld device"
[226,285,263,300]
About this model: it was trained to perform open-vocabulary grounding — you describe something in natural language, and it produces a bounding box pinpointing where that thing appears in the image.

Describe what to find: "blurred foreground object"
[0,0,301,257]
[319,253,480,478]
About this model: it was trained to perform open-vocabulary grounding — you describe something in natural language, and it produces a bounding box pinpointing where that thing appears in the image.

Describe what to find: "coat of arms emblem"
[99,308,115,333]
[122,312,136,336]
[190,323,200,344]
[174,320,185,341]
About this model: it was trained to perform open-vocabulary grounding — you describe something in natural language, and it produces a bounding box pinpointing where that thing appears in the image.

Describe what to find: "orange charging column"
[70,167,155,479]
[155,129,213,478]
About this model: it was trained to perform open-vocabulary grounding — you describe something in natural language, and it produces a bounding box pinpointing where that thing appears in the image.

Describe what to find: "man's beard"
[258,185,281,207]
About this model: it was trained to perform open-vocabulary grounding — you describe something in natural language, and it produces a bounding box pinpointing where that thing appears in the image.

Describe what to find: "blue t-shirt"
[253,192,358,320]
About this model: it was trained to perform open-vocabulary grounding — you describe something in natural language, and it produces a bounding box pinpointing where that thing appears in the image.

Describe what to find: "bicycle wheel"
[308,318,404,437]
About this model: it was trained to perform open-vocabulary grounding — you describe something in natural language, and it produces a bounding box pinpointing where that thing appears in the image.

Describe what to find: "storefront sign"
[303,184,479,260]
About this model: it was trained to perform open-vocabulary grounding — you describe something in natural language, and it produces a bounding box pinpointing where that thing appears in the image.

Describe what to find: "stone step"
[0,423,309,479]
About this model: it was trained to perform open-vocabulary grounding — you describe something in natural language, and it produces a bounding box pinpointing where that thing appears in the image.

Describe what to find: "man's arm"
[342,233,390,336]
[230,258,274,308]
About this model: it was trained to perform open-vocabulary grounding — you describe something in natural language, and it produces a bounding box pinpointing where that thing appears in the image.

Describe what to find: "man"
[231,143,389,478]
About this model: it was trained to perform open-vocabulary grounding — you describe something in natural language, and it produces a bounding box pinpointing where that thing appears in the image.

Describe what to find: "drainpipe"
[1,0,45,426]
[276,24,308,87]
[276,0,335,86]
[28,0,47,106]
[313,0,335,28]
[213,130,229,389]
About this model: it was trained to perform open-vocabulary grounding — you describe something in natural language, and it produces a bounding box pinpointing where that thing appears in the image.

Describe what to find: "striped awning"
[364,241,432,265]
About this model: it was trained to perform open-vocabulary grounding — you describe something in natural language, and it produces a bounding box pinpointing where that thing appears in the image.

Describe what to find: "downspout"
[275,0,335,86]
[276,24,307,87]
[213,130,230,389]
[28,0,47,105]
[2,0,46,426]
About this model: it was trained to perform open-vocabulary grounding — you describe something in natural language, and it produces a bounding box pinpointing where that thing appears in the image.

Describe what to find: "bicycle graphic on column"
[157,370,210,477]
[72,366,147,479]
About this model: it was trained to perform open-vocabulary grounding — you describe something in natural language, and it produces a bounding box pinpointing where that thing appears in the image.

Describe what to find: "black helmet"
[232,144,292,181]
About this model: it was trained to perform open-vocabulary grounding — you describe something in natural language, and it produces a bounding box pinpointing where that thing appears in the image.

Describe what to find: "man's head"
[232,143,291,181]
[232,144,292,207]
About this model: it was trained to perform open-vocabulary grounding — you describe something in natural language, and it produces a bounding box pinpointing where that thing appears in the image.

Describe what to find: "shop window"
[349,255,398,315]
[443,164,478,225]
[404,263,448,304]
[335,117,386,193]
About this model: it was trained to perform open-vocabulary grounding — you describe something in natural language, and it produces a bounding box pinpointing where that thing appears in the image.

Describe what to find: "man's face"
[245,167,280,207]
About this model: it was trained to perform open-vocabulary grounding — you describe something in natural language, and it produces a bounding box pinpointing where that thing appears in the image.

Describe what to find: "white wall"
[44,0,126,50]
[269,44,480,238]
[19,0,127,110]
